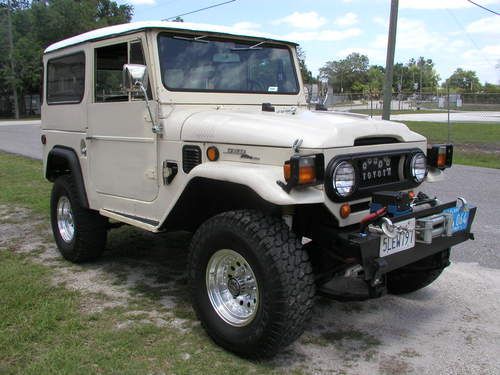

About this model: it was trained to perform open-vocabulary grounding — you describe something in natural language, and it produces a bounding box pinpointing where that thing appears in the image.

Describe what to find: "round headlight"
[332,161,356,197]
[410,153,427,182]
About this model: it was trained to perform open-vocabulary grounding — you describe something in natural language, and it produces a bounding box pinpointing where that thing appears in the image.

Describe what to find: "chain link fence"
[305,84,500,121]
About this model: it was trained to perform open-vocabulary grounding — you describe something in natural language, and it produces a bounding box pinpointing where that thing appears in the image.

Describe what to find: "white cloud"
[334,12,359,27]
[372,16,387,27]
[400,0,499,9]
[336,47,386,62]
[231,21,262,32]
[282,28,362,42]
[466,16,500,34]
[128,0,156,5]
[461,44,500,83]
[272,11,327,29]
[387,18,448,51]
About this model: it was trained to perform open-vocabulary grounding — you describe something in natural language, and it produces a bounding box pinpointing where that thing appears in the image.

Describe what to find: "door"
[87,38,158,204]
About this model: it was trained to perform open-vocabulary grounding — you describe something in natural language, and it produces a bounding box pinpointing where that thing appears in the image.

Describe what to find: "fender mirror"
[122,64,148,92]
[122,64,162,134]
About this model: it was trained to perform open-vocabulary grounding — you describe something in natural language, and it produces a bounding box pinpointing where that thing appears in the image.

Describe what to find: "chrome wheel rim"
[57,196,75,243]
[206,249,259,327]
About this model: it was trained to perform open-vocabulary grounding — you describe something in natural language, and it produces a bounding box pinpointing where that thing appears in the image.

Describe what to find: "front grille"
[357,155,400,188]
[182,145,202,173]
[325,148,422,202]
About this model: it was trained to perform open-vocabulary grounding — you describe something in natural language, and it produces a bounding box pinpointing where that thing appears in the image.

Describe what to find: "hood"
[178,107,425,149]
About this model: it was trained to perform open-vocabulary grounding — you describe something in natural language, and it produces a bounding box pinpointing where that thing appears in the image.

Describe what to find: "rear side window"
[46,52,85,104]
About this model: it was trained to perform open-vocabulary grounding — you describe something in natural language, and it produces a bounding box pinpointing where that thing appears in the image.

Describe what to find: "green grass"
[0,251,280,375]
[404,121,500,169]
[0,152,286,374]
[404,121,500,144]
[0,152,50,216]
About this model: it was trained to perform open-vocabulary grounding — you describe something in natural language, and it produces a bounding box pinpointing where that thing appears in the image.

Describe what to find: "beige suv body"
[41,21,475,358]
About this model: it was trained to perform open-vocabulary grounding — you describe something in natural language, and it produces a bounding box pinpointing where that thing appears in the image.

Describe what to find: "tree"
[319,53,369,93]
[296,46,315,84]
[392,57,439,93]
[0,0,133,117]
[483,82,500,93]
[445,68,481,92]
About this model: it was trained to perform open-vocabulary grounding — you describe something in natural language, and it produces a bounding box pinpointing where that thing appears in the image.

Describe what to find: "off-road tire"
[387,249,450,295]
[50,175,107,263]
[188,210,315,359]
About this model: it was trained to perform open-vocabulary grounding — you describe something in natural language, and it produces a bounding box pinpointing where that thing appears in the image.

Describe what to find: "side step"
[99,209,160,232]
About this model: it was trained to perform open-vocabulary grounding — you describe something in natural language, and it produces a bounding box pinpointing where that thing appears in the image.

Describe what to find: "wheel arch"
[46,146,89,208]
[160,177,280,232]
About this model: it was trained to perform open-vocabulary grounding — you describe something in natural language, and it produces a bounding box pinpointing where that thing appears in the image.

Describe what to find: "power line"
[445,8,497,71]
[465,0,500,16]
[162,0,237,21]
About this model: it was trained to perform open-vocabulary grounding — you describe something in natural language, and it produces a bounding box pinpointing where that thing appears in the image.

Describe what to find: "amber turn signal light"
[206,146,219,161]
[284,156,317,185]
[280,154,325,193]
[340,203,351,218]
[427,144,453,170]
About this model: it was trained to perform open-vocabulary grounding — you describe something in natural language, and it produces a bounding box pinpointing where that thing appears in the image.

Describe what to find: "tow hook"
[367,217,411,238]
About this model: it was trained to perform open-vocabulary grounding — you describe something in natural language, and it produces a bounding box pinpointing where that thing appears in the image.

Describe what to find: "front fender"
[188,161,324,205]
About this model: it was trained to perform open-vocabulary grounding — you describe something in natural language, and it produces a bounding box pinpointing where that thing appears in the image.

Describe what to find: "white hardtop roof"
[44,21,297,53]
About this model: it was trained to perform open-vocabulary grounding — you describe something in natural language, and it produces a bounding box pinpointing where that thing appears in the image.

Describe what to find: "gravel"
[1,121,499,374]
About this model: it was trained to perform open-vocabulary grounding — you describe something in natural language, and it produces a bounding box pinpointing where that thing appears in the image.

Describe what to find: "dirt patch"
[1,204,500,374]
[455,143,500,155]
[0,204,193,332]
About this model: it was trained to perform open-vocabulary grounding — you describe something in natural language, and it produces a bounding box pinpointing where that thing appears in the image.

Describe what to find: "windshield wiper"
[173,35,209,43]
[231,41,266,51]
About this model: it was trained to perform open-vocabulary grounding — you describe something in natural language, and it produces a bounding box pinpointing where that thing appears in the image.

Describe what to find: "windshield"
[158,33,299,94]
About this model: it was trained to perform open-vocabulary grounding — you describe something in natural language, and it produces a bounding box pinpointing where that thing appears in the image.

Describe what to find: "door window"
[95,40,151,102]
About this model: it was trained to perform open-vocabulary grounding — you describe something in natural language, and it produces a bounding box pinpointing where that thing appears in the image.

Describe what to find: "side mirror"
[123,64,148,92]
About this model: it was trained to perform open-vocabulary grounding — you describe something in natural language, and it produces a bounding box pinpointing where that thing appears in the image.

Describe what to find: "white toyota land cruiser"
[41,21,476,358]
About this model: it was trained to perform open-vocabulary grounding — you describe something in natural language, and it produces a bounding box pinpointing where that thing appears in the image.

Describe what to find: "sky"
[120,0,500,84]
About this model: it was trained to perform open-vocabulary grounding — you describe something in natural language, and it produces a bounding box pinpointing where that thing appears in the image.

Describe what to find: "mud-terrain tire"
[188,210,315,359]
[50,175,107,263]
[387,249,450,295]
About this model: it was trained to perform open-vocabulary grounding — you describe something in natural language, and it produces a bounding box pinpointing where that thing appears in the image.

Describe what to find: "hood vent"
[182,145,202,173]
[354,137,399,146]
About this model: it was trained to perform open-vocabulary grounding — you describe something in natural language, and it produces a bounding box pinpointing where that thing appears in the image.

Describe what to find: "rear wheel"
[387,249,450,295]
[50,175,107,263]
[188,210,315,359]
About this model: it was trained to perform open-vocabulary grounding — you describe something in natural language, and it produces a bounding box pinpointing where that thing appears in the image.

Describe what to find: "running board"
[99,209,160,232]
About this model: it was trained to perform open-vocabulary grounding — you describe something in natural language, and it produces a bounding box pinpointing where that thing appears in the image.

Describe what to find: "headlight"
[332,161,356,197]
[410,153,427,182]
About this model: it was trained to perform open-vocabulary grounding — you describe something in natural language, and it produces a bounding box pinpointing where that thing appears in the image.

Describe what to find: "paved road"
[379,111,500,123]
[0,120,42,159]
[1,120,498,269]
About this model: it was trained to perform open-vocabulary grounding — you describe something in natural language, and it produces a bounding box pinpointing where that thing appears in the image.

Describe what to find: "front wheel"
[387,249,450,295]
[188,210,315,359]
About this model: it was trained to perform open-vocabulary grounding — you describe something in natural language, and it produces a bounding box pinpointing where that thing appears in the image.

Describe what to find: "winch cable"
[360,207,387,233]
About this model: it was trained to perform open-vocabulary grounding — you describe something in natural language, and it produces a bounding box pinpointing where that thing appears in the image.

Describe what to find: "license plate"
[379,218,416,257]
[443,206,470,233]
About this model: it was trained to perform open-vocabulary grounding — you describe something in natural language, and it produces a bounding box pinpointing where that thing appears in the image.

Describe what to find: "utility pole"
[6,0,19,119]
[382,0,398,120]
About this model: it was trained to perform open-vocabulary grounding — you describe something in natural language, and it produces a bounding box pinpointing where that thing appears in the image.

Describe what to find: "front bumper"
[319,199,476,299]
